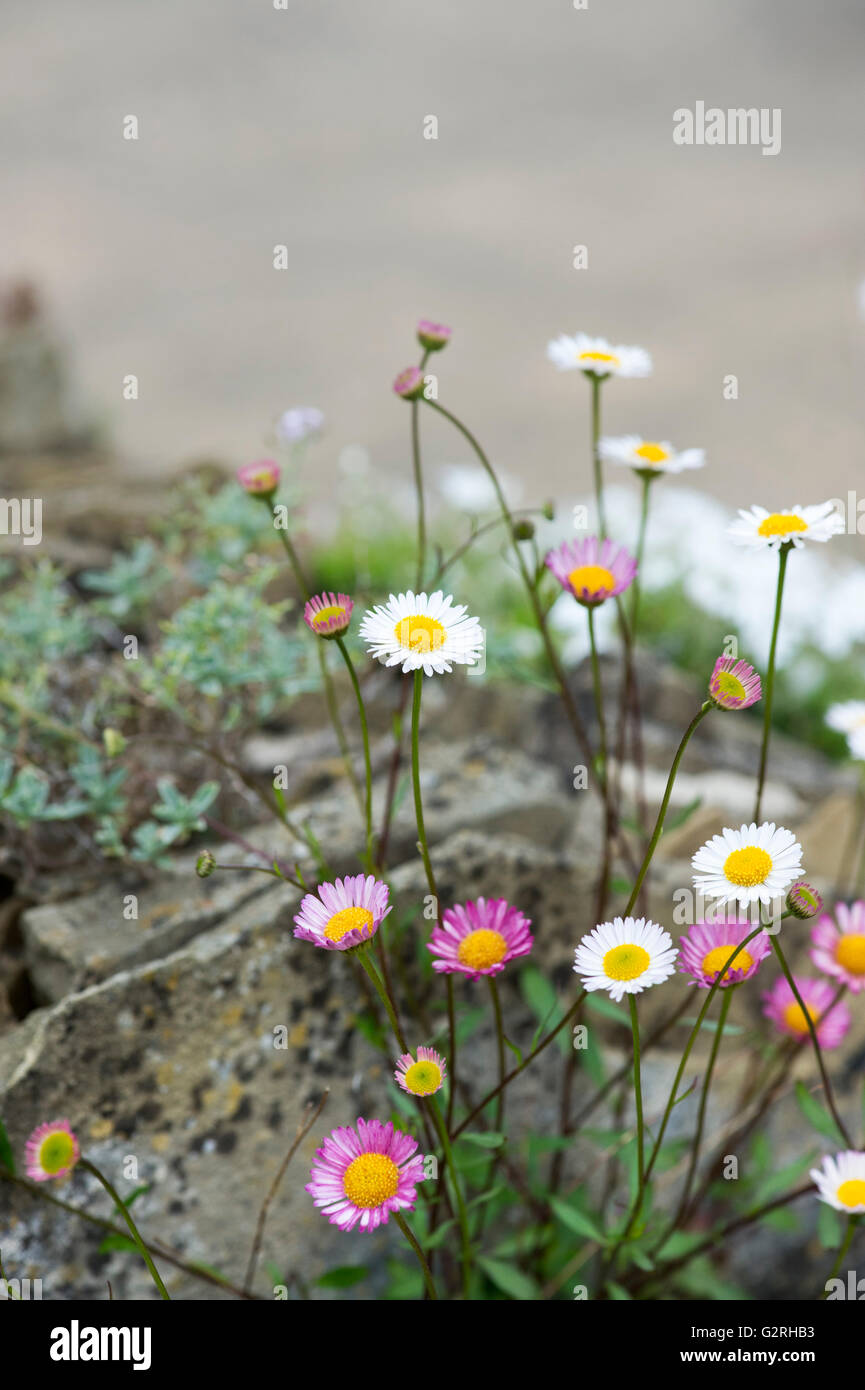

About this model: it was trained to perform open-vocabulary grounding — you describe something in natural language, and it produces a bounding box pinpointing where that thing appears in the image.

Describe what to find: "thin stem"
[357,947,408,1053]
[335,635,374,864]
[754,544,789,821]
[318,641,364,813]
[79,1158,170,1300]
[769,934,852,1145]
[631,473,652,635]
[587,604,607,787]
[625,704,712,915]
[427,1097,471,1298]
[393,1211,439,1301]
[243,1090,329,1293]
[591,374,606,539]
[411,349,431,588]
[821,1219,858,1298]
[629,995,645,1187]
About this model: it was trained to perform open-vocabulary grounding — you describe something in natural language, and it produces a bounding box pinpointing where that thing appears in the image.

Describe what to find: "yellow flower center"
[457,928,508,971]
[39,1131,76,1175]
[782,1000,818,1036]
[603,943,650,982]
[342,1152,400,1208]
[324,906,374,943]
[634,442,669,465]
[714,671,746,701]
[311,604,346,630]
[702,944,753,982]
[567,564,616,598]
[394,614,447,653]
[836,933,865,976]
[723,846,772,887]
[579,350,619,366]
[757,513,808,537]
[837,1179,865,1209]
[403,1060,443,1096]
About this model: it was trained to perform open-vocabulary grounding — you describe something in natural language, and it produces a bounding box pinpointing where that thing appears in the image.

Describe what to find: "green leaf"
[315,1265,369,1288]
[817,1201,843,1250]
[664,796,702,832]
[0,1117,15,1176]
[519,967,566,1054]
[502,1035,523,1067]
[423,1219,458,1251]
[606,1279,632,1300]
[610,875,632,895]
[585,994,628,1024]
[795,1081,846,1143]
[677,1016,743,1038]
[549,1197,606,1243]
[98,1234,139,1255]
[477,1257,540,1300]
[122,1185,149,1209]
[461,1131,505,1149]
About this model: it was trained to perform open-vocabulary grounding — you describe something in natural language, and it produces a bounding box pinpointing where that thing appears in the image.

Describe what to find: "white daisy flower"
[826,700,865,759]
[810,1151,865,1214]
[359,590,484,677]
[573,916,677,1002]
[546,333,652,380]
[728,502,844,550]
[598,435,705,475]
[692,822,804,907]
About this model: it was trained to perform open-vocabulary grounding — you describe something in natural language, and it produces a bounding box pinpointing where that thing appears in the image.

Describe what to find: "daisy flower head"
[811,1152,865,1214]
[544,535,637,607]
[574,916,677,1002]
[303,591,354,640]
[25,1119,80,1182]
[293,874,390,951]
[275,406,324,444]
[393,366,425,400]
[728,502,844,551]
[546,333,652,380]
[417,319,451,352]
[762,975,850,1049]
[826,701,865,760]
[429,897,533,981]
[708,656,762,712]
[237,459,280,496]
[678,919,771,989]
[394,1046,446,1097]
[359,590,484,677]
[810,900,865,993]
[692,823,804,907]
[598,435,705,478]
[306,1118,426,1233]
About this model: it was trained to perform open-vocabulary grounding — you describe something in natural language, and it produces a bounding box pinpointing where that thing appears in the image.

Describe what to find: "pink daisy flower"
[293,874,391,951]
[394,1046,446,1097]
[762,975,851,1049]
[810,901,865,994]
[417,320,452,352]
[709,656,762,712]
[393,366,425,400]
[237,459,280,495]
[25,1119,80,1182]
[678,920,771,989]
[428,897,533,980]
[544,535,637,607]
[303,591,354,640]
[306,1118,427,1233]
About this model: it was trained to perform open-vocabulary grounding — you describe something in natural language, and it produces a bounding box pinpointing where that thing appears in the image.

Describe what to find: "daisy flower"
[708,656,762,712]
[762,975,850,1049]
[692,823,804,907]
[417,320,451,352]
[546,333,652,379]
[544,535,637,607]
[598,435,705,476]
[275,407,324,444]
[811,1152,865,1214]
[678,920,771,989]
[293,874,390,951]
[306,1118,426,1233]
[394,1046,446,1097]
[237,459,280,495]
[428,897,533,980]
[574,916,678,1002]
[728,502,844,551]
[826,701,865,760]
[811,901,865,993]
[25,1119,80,1182]
[393,366,425,400]
[303,591,354,640]
[359,590,484,677]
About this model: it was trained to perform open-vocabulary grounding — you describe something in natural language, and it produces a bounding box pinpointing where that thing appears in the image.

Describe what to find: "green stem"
[393,1210,439,1300]
[769,935,852,1146]
[821,1218,858,1298]
[587,604,607,788]
[427,1097,471,1298]
[625,704,712,915]
[628,994,645,1186]
[591,374,606,539]
[79,1158,170,1300]
[411,349,431,588]
[357,947,408,1053]
[754,544,789,822]
[335,635,374,864]
[631,473,652,635]
[318,641,364,813]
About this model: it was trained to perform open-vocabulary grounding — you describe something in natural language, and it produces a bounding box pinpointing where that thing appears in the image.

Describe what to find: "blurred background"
[2,0,864,508]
